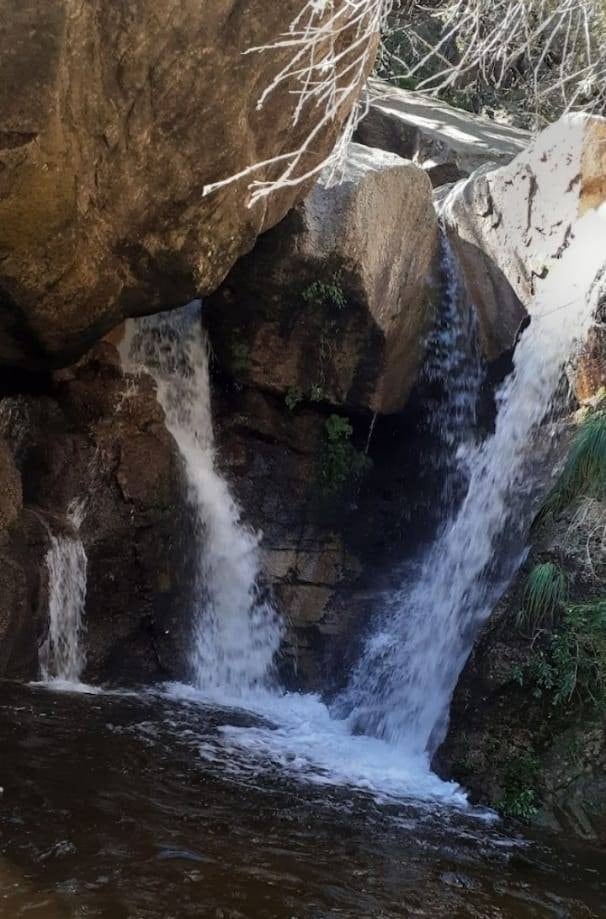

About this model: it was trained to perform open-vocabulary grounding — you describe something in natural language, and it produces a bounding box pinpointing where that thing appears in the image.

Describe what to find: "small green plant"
[550,600,606,707]
[526,651,557,699]
[302,273,347,312]
[517,562,568,633]
[284,386,303,412]
[524,600,606,709]
[509,663,525,687]
[309,383,326,403]
[542,410,606,516]
[318,414,372,495]
[499,787,539,821]
[230,341,249,375]
[497,752,540,821]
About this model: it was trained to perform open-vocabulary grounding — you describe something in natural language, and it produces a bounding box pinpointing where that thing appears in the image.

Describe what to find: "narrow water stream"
[1,682,605,919]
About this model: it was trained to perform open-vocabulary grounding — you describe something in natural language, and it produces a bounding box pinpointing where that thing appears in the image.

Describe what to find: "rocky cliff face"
[0,344,195,683]
[0,0,366,368]
[204,141,444,686]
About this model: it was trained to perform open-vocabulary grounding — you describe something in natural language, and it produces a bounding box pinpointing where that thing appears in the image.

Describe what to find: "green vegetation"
[542,409,606,517]
[309,383,326,403]
[516,600,606,710]
[318,414,372,495]
[302,273,347,312]
[538,601,606,708]
[497,752,540,821]
[284,386,303,412]
[517,562,568,633]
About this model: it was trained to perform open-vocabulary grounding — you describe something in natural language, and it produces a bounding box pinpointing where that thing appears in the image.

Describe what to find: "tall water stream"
[120,305,282,696]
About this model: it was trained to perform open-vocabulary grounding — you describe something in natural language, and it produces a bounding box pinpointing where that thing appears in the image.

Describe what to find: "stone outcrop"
[442,114,606,362]
[356,79,529,187]
[207,143,440,415]
[0,344,194,683]
[212,383,365,689]
[0,0,371,369]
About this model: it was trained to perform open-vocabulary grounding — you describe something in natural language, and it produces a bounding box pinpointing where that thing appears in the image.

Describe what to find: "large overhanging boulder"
[0,0,372,369]
[442,114,606,365]
[206,143,440,415]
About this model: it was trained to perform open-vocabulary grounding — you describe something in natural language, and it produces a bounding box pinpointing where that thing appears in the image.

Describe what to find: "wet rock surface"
[437,494,606,844]
[0,343,194,683]
[442,114,606,362]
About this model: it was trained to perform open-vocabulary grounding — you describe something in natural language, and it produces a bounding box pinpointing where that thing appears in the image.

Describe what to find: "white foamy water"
[341,203,606,757]
[162,681,471,807]
[119,303,463,804]
[120,303,282,696]
[40,501,88,685]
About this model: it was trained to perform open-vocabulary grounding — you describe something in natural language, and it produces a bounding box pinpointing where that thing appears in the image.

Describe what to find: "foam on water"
[162,681,470,807]
[120,203,606,804]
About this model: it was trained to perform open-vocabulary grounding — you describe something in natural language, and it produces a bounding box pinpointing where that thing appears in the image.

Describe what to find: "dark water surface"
[0,682,604,918]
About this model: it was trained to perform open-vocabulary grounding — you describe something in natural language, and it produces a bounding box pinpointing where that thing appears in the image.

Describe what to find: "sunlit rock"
[442,114,606,364]
[356,79,529,186]
[207,143,440,415]
[0,0,367,369]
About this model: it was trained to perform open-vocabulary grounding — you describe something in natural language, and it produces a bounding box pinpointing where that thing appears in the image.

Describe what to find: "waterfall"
[418,231,484,509]
[40,502,88,685]
[115,208,603,806]
[120,302,282,696]
[341,204,606,759]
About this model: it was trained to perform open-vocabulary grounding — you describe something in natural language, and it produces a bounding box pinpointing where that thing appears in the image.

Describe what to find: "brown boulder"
[0,0,372,368]
[207,143,439,415]
[0,343,195,683]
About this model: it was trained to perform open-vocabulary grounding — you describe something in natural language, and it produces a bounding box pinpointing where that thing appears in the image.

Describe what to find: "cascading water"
[418,231,484,508]
[39,501,88,685]
[341,204,606,759]
[119,206,605,807]
[120,303,282,697]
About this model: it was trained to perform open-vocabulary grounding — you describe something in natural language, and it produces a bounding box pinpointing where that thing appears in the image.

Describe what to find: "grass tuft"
[517,562,568,632]
[543,411,606,516]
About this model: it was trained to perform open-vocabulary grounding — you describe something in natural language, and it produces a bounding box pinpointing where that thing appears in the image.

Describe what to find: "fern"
[517,562,568,632]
